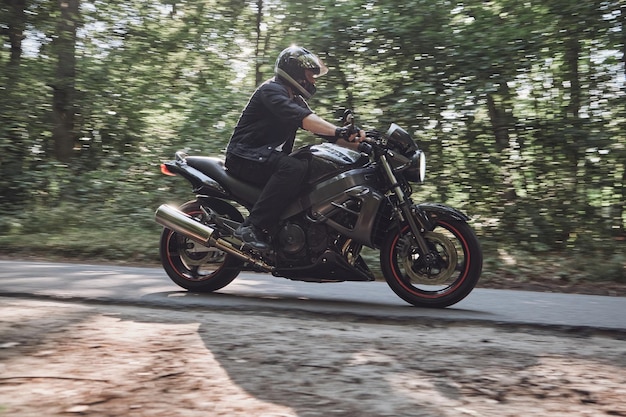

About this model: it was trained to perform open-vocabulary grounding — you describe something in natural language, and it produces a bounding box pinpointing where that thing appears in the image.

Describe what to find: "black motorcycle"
[155,112,482,308]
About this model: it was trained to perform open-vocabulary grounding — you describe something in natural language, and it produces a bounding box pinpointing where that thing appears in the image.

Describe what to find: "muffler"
[154,204,272,272]
[155,204,217,244]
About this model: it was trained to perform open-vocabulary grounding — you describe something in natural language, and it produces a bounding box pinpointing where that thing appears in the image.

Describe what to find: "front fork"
[379,154,437,263]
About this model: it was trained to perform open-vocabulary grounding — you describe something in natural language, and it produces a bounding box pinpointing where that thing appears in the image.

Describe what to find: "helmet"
[275,46,328,98]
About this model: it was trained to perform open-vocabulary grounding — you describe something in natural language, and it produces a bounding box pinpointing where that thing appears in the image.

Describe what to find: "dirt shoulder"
[1,297,625,417]
[477,274,625,297]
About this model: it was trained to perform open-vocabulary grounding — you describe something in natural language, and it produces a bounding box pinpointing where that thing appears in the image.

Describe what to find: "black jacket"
[226,78,313,162]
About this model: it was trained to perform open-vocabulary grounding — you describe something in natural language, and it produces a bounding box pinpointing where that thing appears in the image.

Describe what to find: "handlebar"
[357,141,373,154]
[356,131,382,155]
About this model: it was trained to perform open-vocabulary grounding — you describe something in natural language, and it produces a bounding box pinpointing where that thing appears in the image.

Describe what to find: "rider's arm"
[301,113,338,137]
[302,113,365,150]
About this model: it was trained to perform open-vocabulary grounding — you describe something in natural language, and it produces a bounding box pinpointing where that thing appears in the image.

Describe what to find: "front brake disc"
[402,231,458,285]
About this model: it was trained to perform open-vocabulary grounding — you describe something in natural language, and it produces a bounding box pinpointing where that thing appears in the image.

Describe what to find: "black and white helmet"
[275,46,328,98]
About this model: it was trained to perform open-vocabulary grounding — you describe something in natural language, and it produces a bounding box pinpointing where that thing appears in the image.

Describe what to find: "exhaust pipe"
[155,204,218,244]
[154,204,272,272]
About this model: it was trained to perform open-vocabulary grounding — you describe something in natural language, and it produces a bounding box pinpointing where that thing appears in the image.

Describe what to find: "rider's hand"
[335,125,365,143]
[350,129,366,143]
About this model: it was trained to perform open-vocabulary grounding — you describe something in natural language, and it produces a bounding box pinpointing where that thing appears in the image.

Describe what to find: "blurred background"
[0,0,624,284]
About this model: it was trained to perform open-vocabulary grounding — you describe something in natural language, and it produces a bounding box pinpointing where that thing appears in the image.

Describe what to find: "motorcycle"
[154,111,482,308]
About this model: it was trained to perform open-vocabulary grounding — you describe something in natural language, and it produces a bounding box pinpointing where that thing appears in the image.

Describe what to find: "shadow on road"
[140,290,496,325]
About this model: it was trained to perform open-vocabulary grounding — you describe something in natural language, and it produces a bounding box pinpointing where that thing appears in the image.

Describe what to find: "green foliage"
[0,0,624,282]
[0,208,162,263]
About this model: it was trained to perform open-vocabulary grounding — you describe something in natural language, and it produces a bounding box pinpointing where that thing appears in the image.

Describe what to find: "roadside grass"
[0,204,162,265]
[0,227,161,265]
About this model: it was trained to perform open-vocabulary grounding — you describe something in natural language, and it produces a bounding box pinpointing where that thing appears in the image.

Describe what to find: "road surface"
[0,260,624,332]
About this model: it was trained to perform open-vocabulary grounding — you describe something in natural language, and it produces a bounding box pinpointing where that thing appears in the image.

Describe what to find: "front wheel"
[381,213,482,308]
[159,200,244,292]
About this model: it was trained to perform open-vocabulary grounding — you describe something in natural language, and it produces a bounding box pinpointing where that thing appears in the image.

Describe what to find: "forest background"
[1,0,624,287]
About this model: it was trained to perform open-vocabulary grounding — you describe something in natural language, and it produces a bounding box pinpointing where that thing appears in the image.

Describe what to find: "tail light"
[160,163,177,176]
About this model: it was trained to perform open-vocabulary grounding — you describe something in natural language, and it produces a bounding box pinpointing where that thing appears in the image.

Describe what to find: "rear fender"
[163,161,227,197]
[196,196,243,221]
[196,196,244,234]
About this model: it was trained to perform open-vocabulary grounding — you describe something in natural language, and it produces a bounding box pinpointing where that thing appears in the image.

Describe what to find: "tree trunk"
[559,23,585,240]
[562,31,583,200]
[619,4,626,234]
[51,0,80,163]
[486,83,517,201]
[254,0,263,86]
[485,92,509,153]
[4,0,26,67]
[564,36,581,120]
[0,0,27,205]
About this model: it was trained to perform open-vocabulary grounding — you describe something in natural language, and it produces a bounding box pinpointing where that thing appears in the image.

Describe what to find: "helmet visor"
[298,53,328,78]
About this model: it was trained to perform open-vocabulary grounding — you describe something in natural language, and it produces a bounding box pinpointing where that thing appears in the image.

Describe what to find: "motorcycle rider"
[225,45,365,252]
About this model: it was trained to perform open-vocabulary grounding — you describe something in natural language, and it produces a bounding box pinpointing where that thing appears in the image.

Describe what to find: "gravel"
[1,297,625,417]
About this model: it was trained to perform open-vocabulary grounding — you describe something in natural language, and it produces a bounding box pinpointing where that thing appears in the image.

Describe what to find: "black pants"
[225,152,308,233]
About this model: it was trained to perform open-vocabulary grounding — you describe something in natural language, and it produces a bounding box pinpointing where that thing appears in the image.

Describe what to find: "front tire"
[159,200,244,292]
[381,214,482,308]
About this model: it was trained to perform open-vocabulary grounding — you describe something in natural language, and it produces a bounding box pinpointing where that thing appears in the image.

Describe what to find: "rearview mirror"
[341,109,354,126]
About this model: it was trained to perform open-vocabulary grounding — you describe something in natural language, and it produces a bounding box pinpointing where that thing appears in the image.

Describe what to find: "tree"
[0,0,28,205]
[0,0,623,253]
[51,0,80,162]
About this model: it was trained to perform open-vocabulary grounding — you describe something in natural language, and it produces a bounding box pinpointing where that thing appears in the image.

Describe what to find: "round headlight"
[403,151,426,183]
[418,151,426,182]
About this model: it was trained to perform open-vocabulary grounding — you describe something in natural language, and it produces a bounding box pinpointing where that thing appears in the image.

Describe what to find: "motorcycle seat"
[185,156,262,205]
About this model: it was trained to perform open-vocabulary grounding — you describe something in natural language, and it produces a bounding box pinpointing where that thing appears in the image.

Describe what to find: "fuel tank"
[292,143,370,184]
[284,143,384,246]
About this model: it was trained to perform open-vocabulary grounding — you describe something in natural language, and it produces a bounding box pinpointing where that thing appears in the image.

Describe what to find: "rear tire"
[381,213,482,308]
[159,200,244,292]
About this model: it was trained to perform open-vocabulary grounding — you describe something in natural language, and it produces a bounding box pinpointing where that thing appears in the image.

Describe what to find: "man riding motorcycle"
[225,45,365,252]
[155,47,483,308]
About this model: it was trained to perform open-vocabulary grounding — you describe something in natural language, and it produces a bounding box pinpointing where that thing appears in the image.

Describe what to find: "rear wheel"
[381,213,482,308]
[159,200,244,292]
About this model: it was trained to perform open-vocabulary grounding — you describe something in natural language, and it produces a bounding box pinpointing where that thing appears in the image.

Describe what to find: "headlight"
[404,151,426,183]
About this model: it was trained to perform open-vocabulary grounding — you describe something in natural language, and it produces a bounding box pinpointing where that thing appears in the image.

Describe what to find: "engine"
[278,222,307,255]
[276,221,330,267]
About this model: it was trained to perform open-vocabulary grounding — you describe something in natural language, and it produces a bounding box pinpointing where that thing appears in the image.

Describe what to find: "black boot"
[234,223,270,251]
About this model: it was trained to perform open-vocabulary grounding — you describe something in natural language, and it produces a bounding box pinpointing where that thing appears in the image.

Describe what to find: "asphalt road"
[1,260,624,332]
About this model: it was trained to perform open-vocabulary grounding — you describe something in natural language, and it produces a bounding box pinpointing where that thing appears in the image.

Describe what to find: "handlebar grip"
[363,136,376,144]
[358,141,373,154]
